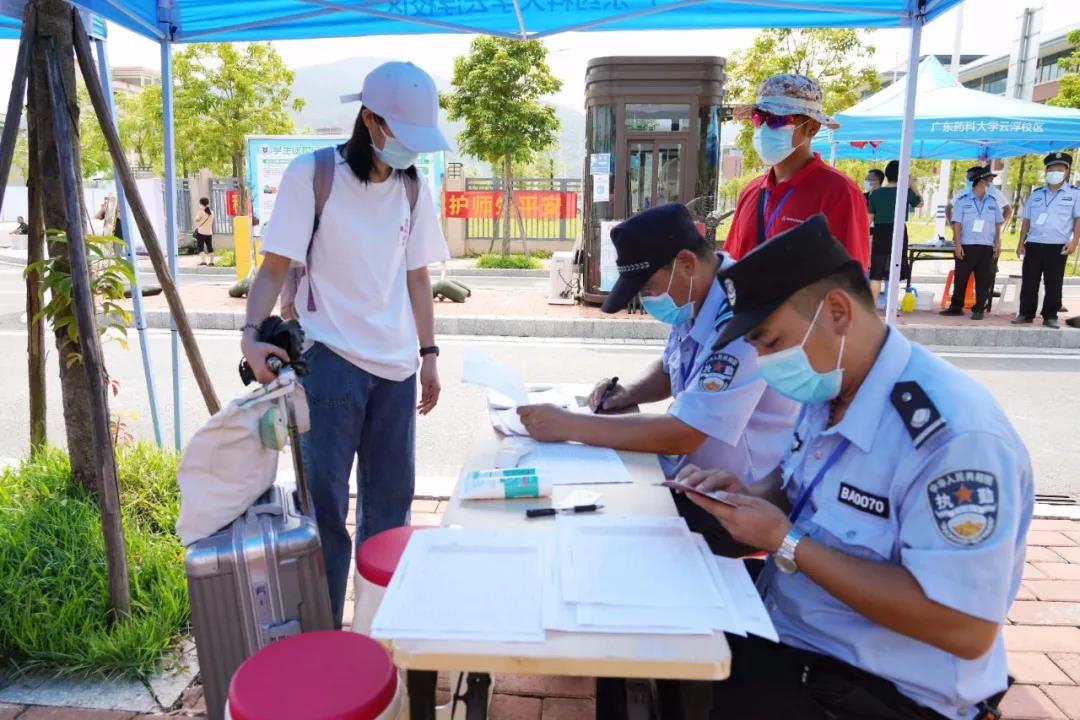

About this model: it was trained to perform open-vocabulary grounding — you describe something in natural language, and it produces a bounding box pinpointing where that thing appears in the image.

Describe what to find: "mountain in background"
[289,57,586,178]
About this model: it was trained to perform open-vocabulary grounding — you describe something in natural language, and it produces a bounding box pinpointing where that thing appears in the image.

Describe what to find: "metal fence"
[209,177,238,235]
[464,177,581,244]
[175,178,193,234]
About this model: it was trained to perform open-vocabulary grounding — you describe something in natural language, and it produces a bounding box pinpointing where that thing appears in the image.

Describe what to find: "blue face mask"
[373,135,419,170]
[757,301,846,404]
[641,269,695,326]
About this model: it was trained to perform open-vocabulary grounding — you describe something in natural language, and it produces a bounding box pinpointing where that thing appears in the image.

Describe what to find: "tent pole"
[96,36,163,447]
[160,38,182,449]
[885,16,923,326]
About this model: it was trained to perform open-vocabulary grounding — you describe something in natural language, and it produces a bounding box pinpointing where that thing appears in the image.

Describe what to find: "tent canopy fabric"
[813,56,1080,161]
[1,0,962,42]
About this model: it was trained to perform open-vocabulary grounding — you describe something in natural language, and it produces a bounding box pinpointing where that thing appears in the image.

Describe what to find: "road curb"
[136,310,1080,349]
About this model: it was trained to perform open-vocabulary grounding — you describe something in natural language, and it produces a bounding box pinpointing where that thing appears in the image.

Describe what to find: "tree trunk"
[29,0,99,493]
[26,94,47,451]
[501,154,512,258]
[509,191,530,258]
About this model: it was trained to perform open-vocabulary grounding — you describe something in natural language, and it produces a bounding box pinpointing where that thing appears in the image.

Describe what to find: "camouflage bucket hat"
[734,74,840,130]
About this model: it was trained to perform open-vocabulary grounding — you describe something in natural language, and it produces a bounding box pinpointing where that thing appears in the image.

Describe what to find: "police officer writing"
[676,215,1031,720]
[517,204,798,496]
[1012,152,1080,329]
[941,169,1003,320]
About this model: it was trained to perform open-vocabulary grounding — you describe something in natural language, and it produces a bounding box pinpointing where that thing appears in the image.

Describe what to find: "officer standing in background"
[941,169,1003,320]
[517,204,798,548]
[678,214,1031,720]
[946,165,1014,231]
[1012,152,1080,329]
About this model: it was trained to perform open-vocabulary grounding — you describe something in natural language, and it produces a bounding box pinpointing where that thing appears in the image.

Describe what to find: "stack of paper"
[523,442,633,485]
[371,528,548,643]
[545,517,778,641]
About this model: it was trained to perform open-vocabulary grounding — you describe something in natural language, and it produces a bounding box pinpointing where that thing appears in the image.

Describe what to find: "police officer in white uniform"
[1013,152,1080,329]
[947,165,1013,230]
[678,215,1031,720]
[517,204,798,544]
[941,169,1004,320]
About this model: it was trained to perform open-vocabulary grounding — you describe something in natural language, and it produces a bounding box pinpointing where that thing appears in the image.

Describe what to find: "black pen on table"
[594,377,619,414]
[526,504,604,518]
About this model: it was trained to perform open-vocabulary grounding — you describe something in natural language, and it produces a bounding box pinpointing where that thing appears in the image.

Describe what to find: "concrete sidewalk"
[125,280,1080,349]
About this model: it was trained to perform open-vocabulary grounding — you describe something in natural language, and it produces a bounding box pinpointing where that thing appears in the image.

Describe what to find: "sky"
[1,0,1080,111]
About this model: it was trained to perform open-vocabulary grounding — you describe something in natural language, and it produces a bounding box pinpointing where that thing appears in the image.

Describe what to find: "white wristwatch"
[774,528,806,574]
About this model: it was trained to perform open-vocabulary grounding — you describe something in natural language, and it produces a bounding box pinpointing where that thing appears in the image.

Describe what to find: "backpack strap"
[304,146,337,312]
[403,170,420,215]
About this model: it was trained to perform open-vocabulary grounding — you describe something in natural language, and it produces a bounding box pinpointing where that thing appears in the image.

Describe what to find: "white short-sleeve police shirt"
[763,328,1034,719]
[1021,185,1080,245]
[953,193,1004,247]
[660,273,799,483]
[261,149,449,381]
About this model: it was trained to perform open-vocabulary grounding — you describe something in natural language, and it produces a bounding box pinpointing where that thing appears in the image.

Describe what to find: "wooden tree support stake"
[0,5,35,212]
[45,35,131,619]
[72,11,221,416]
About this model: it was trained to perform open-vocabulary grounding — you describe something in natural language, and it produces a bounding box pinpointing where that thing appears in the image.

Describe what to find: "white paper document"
[371,528,546,643]
[523,442,632,485]
[712,555,779,642]
[462,350,528,406]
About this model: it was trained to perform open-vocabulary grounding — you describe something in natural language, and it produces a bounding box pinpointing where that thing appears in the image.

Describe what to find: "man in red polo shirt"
[724,74,869,270]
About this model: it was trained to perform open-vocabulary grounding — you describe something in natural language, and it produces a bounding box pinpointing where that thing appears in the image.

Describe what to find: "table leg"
[462,673,491,720]
[595,678,626,719]
[407,670,437,720]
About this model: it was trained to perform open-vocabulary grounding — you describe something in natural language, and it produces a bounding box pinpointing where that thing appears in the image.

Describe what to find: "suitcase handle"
[246,502,284,520]
[267,359,314,518]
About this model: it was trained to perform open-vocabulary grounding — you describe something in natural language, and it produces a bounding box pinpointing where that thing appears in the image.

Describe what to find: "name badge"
[1036,213,1048,226]
[972,219,985,233]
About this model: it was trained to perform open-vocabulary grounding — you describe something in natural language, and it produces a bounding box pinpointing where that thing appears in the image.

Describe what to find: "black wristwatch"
[419,345,440,358]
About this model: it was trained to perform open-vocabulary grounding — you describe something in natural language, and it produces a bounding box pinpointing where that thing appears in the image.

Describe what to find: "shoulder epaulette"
[890,381,947,449]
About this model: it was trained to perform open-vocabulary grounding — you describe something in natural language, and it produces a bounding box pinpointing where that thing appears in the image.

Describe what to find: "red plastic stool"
[352,526,430,634]
[225,631,400,720]
[940,271,977,310]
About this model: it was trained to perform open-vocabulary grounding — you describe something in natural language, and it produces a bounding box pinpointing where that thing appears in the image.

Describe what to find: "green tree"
[173,42,303,204]
[727,29,880,169]
[118,83,164,174]
[442,37,562,257]
[77,84,112,179]
[1047,30,1080,111]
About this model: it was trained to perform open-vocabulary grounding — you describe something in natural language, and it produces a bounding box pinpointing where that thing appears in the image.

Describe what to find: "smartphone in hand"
[657,479,739,507]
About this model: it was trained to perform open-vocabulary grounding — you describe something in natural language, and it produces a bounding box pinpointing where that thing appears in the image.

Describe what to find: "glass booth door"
[626,138,684,215]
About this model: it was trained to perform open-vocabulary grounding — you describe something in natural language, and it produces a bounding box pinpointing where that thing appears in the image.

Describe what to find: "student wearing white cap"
[241,61,451,626]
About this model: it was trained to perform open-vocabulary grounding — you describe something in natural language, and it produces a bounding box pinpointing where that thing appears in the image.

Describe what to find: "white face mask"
[752,122,808,167]
[1046,170,1068,186]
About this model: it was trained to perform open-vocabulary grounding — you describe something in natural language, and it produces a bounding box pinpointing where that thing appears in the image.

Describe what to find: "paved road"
[0,308,1078,496]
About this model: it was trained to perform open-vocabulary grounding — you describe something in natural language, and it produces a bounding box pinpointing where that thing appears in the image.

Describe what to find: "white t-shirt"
[261,150,449,381]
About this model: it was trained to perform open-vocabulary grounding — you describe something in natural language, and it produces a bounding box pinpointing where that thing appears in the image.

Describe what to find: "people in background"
[866,159,922,303]
[14,216,29,235]
[680,214,1029,720]
[1013,152,1080,330]
[941,169,1003,321]
[241,61,450,627]
[946,165,1013,234]
[518,203,798,553]
[193,197,215,267]
[723,74,869,269]
[863,168,884,206]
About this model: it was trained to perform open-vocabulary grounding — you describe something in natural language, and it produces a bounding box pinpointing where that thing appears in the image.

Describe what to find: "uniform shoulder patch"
[927,470,998,546]
[699,351,739,392]
[890,381,946,449]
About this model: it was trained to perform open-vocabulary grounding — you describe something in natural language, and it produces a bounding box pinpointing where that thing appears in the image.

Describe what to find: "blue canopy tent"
[814,56,1080,160]
[1,0,962,440]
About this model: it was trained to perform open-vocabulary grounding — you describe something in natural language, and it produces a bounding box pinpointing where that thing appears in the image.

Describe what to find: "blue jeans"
[299,343,416,627]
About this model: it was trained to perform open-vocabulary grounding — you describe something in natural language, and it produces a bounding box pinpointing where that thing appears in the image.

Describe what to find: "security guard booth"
[582,56,725,304]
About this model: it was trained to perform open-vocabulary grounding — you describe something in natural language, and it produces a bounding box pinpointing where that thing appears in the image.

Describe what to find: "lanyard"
[972,196,989,219]
[788,438,851,522]
[679,336,701,388]
[756,186,796,246]
[1044,188,1063,210]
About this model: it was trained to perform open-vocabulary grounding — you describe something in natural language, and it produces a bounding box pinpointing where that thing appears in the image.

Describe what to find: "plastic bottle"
[901,287,918,313]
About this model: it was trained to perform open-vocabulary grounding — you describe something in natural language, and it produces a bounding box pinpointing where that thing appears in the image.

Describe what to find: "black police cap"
[602,203,704,314]
[1044,152,1072,168]
[712,214,861,350]
[965,165,988,180]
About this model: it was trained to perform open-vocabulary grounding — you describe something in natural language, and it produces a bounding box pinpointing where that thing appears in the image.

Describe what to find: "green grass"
[474,253,543,270]
[213,248,237,267]
[529,249,554,260]
[0,445,189,679]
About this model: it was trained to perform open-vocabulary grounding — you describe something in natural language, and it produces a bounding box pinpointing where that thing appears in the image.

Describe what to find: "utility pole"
[1002,5,1043,209]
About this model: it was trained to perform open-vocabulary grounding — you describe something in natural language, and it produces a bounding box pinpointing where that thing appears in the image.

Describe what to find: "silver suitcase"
[185,365,334,720]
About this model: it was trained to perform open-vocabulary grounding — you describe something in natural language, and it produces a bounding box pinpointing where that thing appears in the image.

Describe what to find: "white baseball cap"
[341,61,450,153]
